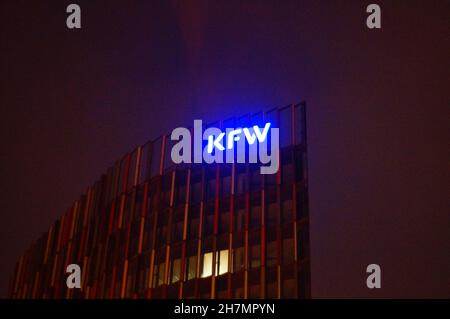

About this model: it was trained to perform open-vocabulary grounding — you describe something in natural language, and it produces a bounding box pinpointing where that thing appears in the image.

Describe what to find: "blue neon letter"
[253,123,271,143]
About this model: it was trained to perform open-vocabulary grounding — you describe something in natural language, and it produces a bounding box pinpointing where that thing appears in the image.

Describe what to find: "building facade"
[9,102,310,299]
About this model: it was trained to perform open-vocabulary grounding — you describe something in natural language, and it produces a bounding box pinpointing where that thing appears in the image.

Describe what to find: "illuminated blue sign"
[206,122,271,153]
[171,120,279,174]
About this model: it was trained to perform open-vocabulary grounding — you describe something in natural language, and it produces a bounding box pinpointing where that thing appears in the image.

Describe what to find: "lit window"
[201,252,214,278]
[201,250,229,278]
[218,249,229,275]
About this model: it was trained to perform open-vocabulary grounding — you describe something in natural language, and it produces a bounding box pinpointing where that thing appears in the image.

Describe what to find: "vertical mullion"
[179,168,191,298]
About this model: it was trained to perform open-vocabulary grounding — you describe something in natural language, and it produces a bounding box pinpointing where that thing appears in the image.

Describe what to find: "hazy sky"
[0,0,449,297]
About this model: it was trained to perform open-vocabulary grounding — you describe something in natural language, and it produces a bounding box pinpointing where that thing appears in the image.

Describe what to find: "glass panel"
[294,149,304,182]
[152,262,165,288]
[294,103,305,145]
[190,170,203,204]
[118,155,129,194]
[201,252,213,278]
[282,278,296,298]
[150,138,163,177]
[250,245,261,268]
[219,209,230,234]
[164,135,175,171]
[281,152,294,184]
[139,142,151,183]
[171,258,181,283]
[250,204,261,229]
[236,171,247,195]
[186,255,197,281]
[279,105,292,148]
[235,208,245,232]
[128,150,138,190]
[233,247,245,272]
[189,216,200,239]
[218,250,229,275]
[267,202,278,226]
[282,238,294,264]
[204,213,214,237]
[266,241,277,267]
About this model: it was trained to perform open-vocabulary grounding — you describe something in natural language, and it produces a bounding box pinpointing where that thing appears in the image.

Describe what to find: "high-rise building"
[9,102,310,299]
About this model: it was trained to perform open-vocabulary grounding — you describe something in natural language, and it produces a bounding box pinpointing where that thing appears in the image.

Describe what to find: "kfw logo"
[171,120,279,174]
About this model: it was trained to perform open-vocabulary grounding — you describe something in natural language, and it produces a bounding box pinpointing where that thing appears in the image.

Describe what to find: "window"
[294,104,305,145]
[201,252,214,278]
[150,138,162,178]
[125,258,138,298]
[281,185,293,223]
[152,262,165,288]
[161,173,173,208]
[233,247,245,272]
[296,189,308,220]
[156,217,168,247]
[299,267,309,298]
[279,106,292,147]
[266,266,278,298]
[267,281,278,298]
[203,202,215,236]
[172,206,185,243]
[133,186,144,221]
[172,220,184,243]
[298,227,309,260]
[189,205,200,239]
[235,208,245,232]
[250,168,261,190]
[267,202,278,226]
[236,172,247,195]
[219,209,230,234]
[137,253,150,291]
[282,238,294,264]
[174,170,188,206]
[266,241,278,267]
[282,162,294,185]
[201,250,229,278]
[294,149,304,182]
[250,245,261,268]
[170,259,181,283]
[127,150,138,190]
[185,255,197,281]
[222,173,232,197]
[206,177,216,200]
[250,205,261,229]
[234,287,244,298]
[138,142,151,184]
[281,199,293,224]
[189,216,200,239]
[218,249,229,275]
[282,278,296,298]
[249,284,260,299]
[143,212,154,252]
[190,170,203,204]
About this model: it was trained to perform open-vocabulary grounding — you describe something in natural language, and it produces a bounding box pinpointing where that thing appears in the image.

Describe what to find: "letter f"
[227,129,242,149]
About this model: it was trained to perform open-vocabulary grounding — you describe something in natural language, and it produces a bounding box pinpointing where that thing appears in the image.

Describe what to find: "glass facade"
[9,102,310,299]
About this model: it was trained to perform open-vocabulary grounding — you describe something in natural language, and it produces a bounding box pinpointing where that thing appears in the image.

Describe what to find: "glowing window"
[218,249,229,275]
[201,250,229,278]
[201,252,214,278]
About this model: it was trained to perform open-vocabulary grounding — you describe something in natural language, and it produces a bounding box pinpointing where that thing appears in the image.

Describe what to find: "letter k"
[207,133,225,153]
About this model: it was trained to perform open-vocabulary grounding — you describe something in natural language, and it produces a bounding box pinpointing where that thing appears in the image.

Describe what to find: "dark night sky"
[0,0,449,298]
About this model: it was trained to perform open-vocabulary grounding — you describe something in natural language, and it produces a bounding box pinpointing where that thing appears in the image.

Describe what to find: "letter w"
[254,123,271,142]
